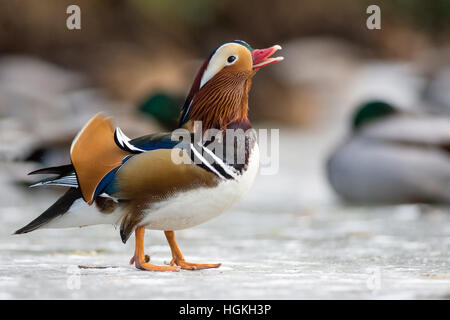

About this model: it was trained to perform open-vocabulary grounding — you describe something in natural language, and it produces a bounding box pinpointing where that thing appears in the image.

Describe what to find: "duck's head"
[179,40,283,131]
[352,100,397,131]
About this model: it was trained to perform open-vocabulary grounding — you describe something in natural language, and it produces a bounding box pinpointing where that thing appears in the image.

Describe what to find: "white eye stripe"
[200,43,243,89]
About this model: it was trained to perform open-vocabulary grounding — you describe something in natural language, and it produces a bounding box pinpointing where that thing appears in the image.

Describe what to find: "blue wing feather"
[96,132,184,198]
[129,133,180,151]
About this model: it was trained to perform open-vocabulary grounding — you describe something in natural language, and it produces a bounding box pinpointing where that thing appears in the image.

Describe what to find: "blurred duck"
[15,41,283,271]
[327,101,450,204]
[138,92,184,129]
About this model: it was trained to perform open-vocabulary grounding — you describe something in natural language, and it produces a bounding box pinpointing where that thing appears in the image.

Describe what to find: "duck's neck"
[182,70,254,132]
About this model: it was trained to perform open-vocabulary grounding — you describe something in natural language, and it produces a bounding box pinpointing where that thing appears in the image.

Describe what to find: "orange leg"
[132,227,179,272]
[164,230,221,270]
[129,254,149,265]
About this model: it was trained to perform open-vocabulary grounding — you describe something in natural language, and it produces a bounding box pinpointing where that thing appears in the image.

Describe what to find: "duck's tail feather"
[14,188,82,234]
[28,164,79,188]
[28,164,74,176]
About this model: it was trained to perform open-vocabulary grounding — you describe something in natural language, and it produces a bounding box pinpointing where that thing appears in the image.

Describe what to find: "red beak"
[252,45,284,69]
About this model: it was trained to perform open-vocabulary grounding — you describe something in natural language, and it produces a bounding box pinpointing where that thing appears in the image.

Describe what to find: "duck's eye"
[226,55,237,65]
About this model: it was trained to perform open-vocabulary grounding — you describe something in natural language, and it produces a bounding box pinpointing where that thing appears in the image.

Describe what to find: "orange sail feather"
[70,113,130,204]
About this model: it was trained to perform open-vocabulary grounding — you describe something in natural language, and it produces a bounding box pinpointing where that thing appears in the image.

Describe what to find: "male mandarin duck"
[15,40,283,271]
[327,101,450,204]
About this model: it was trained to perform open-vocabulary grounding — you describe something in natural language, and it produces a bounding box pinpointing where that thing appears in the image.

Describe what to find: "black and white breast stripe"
[189,142,240,180]
[114,126,250,181]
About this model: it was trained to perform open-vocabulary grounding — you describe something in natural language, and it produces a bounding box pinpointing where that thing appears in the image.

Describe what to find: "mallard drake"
[15,40,283,271]
[327,101,450,204]
[138,92,184,129]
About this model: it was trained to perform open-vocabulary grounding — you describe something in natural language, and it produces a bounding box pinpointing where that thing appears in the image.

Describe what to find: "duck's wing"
[112,148,219,200]
[32,113,232,208]
[112,145,222,242]
[361,116,450,150]
[70,113,191,203]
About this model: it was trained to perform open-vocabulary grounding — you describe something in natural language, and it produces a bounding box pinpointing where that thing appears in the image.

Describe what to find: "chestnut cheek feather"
[188,71,253,131]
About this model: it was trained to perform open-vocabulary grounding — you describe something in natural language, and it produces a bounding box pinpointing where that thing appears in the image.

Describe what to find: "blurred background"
[0,0,449,299]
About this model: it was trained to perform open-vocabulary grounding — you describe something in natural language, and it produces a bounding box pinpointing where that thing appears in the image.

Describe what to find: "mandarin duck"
[15,40,283,271]
[327,101,450,204]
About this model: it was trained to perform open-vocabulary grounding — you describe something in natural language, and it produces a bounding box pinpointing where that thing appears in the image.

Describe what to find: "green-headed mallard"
[327,100,450,204]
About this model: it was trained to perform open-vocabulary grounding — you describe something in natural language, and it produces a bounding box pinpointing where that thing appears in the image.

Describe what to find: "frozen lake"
[0,129,449,299]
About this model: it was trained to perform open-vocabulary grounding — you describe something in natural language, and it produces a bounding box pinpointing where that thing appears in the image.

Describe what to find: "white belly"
[140,144,259,230]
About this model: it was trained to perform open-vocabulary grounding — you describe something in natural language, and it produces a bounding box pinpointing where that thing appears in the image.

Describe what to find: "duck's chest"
[141,144,259,230]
